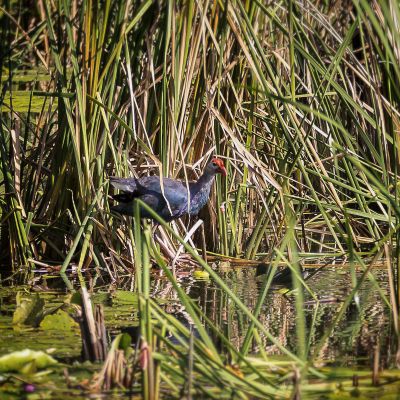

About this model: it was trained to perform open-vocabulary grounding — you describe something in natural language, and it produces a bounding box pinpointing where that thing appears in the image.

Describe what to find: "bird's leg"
[189,216,208,262]
[172,219,203,268]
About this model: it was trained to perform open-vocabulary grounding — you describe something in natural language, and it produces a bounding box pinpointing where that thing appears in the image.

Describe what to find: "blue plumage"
[110,158,226,221]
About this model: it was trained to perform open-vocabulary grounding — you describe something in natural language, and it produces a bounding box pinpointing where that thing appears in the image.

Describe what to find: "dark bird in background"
[110,158,227,221]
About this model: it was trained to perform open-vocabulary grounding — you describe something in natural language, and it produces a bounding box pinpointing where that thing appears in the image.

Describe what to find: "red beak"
[219,166,227,176]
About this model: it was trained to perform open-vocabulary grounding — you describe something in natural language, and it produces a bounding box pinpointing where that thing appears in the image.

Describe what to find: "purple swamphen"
[110,158,226,221]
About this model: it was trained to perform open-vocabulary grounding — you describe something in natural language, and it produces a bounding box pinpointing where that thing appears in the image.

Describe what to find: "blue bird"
[110,158,226,221]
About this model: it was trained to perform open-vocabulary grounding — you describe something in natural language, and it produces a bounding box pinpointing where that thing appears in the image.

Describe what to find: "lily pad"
[193,270,210,280]
[112,290,139,306]
[0,350,57,373]
[13,293,45,327]
[40,309,79,331]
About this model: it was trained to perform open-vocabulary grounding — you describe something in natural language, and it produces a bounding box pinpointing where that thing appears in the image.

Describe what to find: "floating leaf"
[193,270,210,280]
[0,350,57,373]
[13,293,45,327]
[112,290,138,306]
[40,309,78,331]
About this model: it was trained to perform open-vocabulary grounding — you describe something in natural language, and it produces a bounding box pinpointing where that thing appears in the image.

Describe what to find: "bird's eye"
[212,162,217,166]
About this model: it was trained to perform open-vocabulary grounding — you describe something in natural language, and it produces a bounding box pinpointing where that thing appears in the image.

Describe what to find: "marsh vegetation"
[1,0,400,398]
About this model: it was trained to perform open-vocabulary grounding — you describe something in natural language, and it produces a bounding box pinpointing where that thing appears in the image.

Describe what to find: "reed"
[1,0,399,263]
[1,0,400,397]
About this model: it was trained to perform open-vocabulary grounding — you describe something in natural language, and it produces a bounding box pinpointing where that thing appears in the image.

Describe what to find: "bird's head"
[207,157,227,176]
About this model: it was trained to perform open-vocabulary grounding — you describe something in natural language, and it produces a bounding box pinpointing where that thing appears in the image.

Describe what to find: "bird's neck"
[186,172,216,215]
[195,172,215,191]
[189,172,215,199]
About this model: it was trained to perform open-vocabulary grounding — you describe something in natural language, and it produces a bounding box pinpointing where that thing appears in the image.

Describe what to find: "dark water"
[0,263,394,398]
[0,265,392,365]
[166,265,392,367]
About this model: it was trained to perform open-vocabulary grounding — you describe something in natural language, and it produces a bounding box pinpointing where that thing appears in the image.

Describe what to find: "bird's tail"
[111,193,134,203]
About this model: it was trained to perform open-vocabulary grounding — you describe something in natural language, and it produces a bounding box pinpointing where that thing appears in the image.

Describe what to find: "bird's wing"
[111,176,190,214]
[138,177,189,211]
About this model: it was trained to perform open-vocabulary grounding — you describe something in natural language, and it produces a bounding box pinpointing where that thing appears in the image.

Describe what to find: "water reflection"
[0,264,392,369]
[164,266,392,367]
